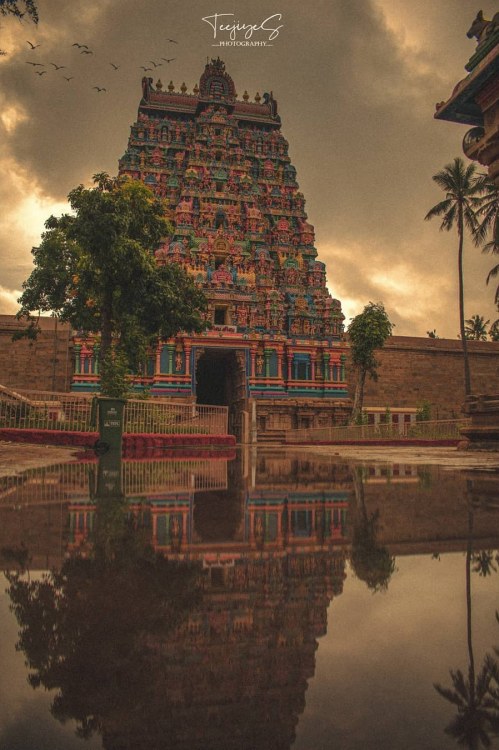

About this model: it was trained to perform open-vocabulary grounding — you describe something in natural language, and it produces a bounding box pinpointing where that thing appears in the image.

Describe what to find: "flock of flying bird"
[23,38,178,92]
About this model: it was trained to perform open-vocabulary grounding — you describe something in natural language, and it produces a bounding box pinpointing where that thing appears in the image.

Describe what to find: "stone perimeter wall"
[1,317,498,417]
[347,335,499,419]
[0,315,73,393]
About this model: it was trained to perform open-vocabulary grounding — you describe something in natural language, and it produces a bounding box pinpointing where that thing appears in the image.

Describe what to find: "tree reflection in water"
[3,450,347,750]
[433,483,499,749]
[4,452,202,744]
[350,467,396,592]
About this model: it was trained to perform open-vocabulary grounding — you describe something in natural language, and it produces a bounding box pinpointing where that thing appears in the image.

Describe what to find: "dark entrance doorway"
[195,348,247,440]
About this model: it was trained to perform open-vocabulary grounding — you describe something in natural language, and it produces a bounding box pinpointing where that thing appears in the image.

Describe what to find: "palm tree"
[434,504,499,748]
[465,315,490,341]
[425,157,485,396]
[475,180,499,305]
[489,317,499,341]
[434,658,499,749]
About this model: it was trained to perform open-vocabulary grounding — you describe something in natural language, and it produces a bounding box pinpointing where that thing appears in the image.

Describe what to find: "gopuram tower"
[73,59,350,439]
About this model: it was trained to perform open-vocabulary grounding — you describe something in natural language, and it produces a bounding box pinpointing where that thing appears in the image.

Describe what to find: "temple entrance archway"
[195,348,247,440]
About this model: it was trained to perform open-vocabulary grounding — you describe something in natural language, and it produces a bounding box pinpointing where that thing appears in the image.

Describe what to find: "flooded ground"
[0,445,498,749]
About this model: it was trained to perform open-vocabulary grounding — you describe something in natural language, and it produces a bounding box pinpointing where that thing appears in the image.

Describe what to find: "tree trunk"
[351,368,366,424]
[466,509,476,707]
[100,291,113,362]
[458,210,472,396]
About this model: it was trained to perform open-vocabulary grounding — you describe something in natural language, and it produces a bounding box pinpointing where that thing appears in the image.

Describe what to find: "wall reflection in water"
[1,450,499,750]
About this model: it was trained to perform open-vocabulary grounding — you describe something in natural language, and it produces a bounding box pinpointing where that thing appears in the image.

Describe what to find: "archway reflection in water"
[0,450,498,750]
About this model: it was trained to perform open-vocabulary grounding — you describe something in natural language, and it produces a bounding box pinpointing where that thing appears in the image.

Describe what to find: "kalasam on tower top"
[72,58,351,440]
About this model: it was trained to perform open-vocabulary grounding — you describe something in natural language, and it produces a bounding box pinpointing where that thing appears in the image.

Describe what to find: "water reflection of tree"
[4,494,202,743]
[433,500,499,749]
[349,467,396,593]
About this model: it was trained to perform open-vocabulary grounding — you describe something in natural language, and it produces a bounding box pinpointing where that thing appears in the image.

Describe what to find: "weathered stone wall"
[1,316,498,416]
[0,315,73,393]
[360,468,499,552]
[346,335,499,419]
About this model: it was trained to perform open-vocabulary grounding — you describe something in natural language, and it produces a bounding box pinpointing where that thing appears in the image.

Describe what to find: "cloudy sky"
[0,0,498,337]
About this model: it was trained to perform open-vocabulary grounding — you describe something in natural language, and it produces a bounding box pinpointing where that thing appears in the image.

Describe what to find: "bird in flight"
[64,76,74,81]
[26,40,40,49]
[26,61,44,66]
[110,62,120,70]
[50,63,66,70]
[35,70,46,76]
[161,57,176,63]
[149,60,162,67]
[81,49,93,55]
[140,66,152,71]
[72,43,88,49]
[167,39,178,44]
[93,86,107,92]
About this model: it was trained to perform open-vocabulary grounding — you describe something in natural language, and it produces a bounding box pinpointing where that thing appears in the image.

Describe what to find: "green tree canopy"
[489,315,499,341]
[350,469,396,593]
[0,0,38,54]
[465,315,490,341]
[16,173,207,394]
[347,302,393,423]
[4,510,202,743]
[0,0,38,22]
[476,179,499,305]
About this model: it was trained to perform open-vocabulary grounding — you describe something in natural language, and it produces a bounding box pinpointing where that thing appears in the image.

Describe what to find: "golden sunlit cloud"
[0,103,28,134]
[0,285,21,314]
[10,193,68,237]
[0,155,69,313]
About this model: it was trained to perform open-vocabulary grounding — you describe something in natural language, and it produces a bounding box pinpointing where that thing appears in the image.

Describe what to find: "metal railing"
[0,388,228,436]
[0,458,229,506]
[0,388,94,432]
[124,400,228,436]
[286,418,472,444]
[123,458,228,496]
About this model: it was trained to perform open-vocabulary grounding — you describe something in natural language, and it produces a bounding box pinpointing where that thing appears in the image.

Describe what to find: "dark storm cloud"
[0,0,498,335]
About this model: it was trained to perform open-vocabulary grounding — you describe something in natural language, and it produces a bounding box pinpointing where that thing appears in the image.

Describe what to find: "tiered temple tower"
[73,59,350,439]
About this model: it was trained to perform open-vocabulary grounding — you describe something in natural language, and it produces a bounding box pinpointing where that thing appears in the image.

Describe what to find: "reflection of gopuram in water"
[2,452,499,749]
[1,451,349,750]
[65,450,351,561]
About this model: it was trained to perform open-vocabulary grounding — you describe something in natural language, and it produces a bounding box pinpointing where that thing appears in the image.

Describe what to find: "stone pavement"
[295,444,499,470]
[0,442,79,477]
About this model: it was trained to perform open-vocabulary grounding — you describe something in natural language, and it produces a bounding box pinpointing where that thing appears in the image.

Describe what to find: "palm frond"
[424,198,453,222]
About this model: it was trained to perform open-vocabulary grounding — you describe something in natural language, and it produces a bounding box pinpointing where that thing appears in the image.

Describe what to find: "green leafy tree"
[416,400,432,422]
[347,302,393,424]
[465,315,490,341]
[350,468,396,593]
[4,452,202,743]
[475,180,499,305]
[0,0,38,53]
[0,0,37,21]
[489,317,499,341]
[15,173,207,396]
[425,157,485,396]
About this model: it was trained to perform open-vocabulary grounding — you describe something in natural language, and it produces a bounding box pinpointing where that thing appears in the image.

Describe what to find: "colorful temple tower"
[73,59,350,439]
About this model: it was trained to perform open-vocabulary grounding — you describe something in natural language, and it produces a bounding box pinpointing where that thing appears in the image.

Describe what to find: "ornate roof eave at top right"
[465,10,499,71]
[434,11,499,126]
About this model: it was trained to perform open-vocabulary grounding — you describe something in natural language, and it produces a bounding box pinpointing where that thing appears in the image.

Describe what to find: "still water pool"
[0,449,498,750]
